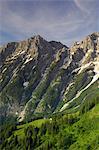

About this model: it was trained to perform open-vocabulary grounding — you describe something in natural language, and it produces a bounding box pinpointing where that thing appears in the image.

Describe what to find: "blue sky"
[0,0,99,46]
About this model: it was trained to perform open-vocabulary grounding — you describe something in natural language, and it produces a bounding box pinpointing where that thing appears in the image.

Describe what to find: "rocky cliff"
[0,32,99,121]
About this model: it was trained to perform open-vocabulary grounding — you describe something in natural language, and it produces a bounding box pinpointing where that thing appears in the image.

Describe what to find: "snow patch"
[78,62,92,74]
[20,50,26,55]
[94,39,97,43]
[23,81,29,87]
[60,61,99,112]
[2,68,7,73]
[64,82,74,96]
[15,112,18,115]
[32,66,36,70]
[72,68,80,74]
[24,57,33,64]
[48,104,51,109]
[60,103,69,112]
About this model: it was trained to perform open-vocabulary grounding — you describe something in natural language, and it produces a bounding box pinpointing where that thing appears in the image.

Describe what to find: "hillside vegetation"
[0,104,99,150]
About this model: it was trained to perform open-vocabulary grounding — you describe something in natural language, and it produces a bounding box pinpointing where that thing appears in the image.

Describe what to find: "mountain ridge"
[0,32,99,122]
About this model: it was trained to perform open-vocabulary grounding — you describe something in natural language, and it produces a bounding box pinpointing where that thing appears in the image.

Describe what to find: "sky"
[0,0,99,46]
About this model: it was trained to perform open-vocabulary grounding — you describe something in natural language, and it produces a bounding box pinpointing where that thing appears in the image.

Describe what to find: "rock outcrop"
[0,33,99,121]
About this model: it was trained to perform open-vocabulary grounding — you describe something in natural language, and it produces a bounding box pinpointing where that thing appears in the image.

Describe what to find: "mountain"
[0,32,99,122]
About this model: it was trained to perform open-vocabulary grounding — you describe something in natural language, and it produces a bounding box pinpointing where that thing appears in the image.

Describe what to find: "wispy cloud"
[74,0,90,14]
[0,0,98,46]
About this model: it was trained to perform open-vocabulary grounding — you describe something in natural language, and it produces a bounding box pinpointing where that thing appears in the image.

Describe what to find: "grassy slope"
[10,104,99,150]
[69,104,99,150]
[14,119,48,138]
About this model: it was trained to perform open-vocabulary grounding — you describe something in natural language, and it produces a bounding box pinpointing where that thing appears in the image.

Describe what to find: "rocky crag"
[0,32,99,121]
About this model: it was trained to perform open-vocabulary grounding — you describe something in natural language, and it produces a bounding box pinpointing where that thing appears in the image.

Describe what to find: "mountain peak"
[30,35,45,43]
[0,32,99,122]
[90,32,99,37]
[34,35,44,41]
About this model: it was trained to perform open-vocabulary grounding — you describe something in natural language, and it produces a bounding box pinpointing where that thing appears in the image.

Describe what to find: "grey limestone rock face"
[0,33,99,121]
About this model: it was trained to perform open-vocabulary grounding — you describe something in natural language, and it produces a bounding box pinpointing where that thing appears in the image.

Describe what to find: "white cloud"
[0,0,98,46]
